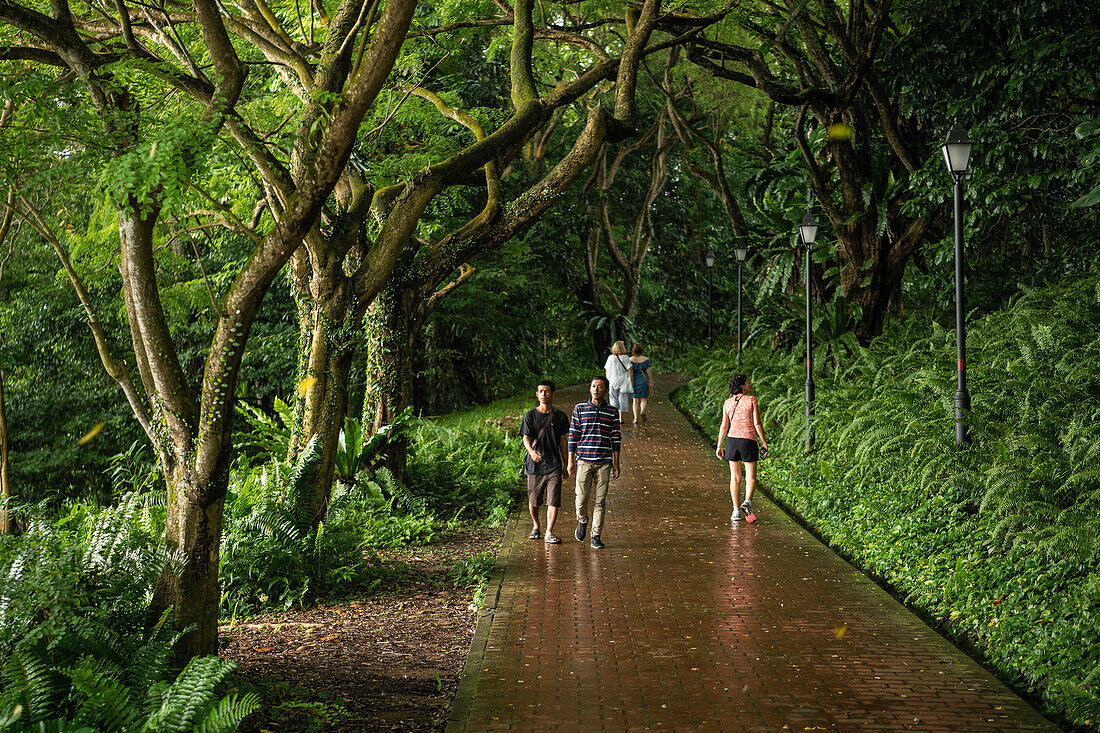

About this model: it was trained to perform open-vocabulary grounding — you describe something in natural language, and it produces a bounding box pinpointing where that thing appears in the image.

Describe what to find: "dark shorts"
[725,437,759,463]
[528,470,562,507]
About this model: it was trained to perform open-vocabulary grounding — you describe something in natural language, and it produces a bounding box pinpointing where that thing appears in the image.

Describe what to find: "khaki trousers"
[575,461,611,537]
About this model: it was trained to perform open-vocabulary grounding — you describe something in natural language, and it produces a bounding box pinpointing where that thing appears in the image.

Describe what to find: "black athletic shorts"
[725,437,759,463]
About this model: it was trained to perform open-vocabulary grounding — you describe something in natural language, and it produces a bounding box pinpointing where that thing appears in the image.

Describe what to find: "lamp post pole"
[799,212,819,453]
[734,245,748,365]
[706,249,716,349]
[941,123,975,446]
[952,173,969,445]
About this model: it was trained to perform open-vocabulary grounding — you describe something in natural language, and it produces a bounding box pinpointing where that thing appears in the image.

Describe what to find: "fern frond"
[144,656,235,733]
[193,691,261,733]
[1,648,59,723]
[64,657,142,732]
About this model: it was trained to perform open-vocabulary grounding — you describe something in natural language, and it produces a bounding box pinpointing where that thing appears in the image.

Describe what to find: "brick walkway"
[447,381,1058,732]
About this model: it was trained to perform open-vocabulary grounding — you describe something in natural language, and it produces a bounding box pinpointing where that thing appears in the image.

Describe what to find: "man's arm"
[567,406,580,476]
[523,434,542,463]
[610,408,622,479]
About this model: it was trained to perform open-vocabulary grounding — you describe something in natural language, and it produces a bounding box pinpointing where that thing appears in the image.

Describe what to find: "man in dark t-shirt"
[519,380,570,544]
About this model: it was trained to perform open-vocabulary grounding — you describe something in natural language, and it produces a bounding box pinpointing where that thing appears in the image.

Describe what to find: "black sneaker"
[590,535,605,550]
[574,520,588,542]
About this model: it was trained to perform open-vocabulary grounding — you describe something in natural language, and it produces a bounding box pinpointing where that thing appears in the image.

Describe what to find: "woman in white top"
[603,340,633,419]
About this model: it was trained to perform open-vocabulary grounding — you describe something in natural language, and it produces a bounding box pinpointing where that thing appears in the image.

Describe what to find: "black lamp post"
[734,245,748,364]
[799,212,819,452]
[706,249,716,349]
[941,122,975,446]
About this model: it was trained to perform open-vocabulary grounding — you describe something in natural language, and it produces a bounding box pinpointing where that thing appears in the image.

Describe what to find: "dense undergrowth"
[0,396,529,731]
[676,266,1100,729]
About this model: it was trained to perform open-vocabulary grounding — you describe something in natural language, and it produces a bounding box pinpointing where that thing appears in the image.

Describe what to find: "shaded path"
[448,379,1057,732]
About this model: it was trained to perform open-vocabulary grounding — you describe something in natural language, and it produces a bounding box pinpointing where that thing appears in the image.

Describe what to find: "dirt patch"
[224,524,505,732]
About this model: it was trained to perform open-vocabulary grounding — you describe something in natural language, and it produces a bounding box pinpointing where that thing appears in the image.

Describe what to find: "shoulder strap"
[534,410,555,440]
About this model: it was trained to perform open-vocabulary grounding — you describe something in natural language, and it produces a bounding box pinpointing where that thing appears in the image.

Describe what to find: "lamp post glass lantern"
[800,212,818,452]
[734,246,748,364]
[941,122,975,446]
[706,249,716,348]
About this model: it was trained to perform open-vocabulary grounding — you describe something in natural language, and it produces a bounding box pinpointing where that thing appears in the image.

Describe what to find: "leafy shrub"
[220,438,402,616]
[675,266,1100,728]
[406,419,525,526]
[0,497,256,731]
[448,552,496,588]
[234,676,348,733]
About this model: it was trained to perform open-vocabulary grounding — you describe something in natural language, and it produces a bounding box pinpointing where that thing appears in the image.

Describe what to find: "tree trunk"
[153,463,227,658]
[363,284,419,480]
[296,259,358,522]
[0,364,11,535]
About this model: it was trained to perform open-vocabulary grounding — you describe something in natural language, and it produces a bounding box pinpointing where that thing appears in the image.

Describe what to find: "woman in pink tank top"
[715,374,768,523]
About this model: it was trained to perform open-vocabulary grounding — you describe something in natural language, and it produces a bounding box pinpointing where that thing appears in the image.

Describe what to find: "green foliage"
[406,417,525,526]
[232,676,348,733]
[234,398,294,463]
[0,499,254,731]
[1072,119,1100,208]
[220,437,392,616]
[416,240,594,414]
[675,266,1100,728]
[333,408,414,485]
[221,408,445,615]
[448,551,495,588]
[888,0,1100,308]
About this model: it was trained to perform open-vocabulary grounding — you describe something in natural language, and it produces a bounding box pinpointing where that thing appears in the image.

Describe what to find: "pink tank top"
[723,394,758,440]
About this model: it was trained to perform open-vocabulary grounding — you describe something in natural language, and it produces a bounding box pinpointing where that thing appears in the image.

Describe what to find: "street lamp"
[706,249,716,349]
[799,212,819,452]
[941,122,975,446]
[734,245,748,364]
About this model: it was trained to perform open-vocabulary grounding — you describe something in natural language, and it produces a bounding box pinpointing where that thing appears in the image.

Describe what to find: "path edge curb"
[445,505,521,732]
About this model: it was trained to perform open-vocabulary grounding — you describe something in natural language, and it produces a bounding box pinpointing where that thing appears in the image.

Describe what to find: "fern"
[64,657,141,732]
[0,649,59,724]
[287,435,321,534]
[193,692,261,733]
[146,656,236,733]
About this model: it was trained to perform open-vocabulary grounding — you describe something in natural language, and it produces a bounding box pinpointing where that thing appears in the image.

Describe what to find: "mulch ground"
[223,524,505,732]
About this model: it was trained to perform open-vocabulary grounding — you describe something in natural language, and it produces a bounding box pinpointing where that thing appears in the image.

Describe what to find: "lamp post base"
[955,389,971,446]
[805,377,815,452]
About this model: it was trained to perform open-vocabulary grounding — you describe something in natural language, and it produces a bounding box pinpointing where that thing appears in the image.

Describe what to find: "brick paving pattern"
[447,381,1058,732]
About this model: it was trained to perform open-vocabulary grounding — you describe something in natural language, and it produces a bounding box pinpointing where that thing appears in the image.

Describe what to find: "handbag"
[519,410,557,478]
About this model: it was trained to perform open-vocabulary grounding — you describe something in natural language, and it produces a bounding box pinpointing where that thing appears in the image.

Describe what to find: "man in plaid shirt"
[567,375,622,549]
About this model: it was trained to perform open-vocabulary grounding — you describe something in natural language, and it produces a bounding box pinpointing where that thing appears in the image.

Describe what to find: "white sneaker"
[730,509,742,522]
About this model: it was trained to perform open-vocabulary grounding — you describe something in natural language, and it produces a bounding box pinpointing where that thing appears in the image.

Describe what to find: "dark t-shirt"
[519,407,570,475]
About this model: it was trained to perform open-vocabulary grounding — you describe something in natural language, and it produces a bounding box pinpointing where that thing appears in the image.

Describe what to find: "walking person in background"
[568,376,621,549]
[520,381,570,544]
[629,343,652,425]
[715,374,768,523]
[604,340,633,421]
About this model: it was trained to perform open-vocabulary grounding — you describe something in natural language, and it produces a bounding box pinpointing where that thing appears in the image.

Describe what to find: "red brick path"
[447,381,1057,732]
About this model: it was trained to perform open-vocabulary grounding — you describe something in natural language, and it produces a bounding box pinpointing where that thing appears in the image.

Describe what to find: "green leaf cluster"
[0,497,256,731]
